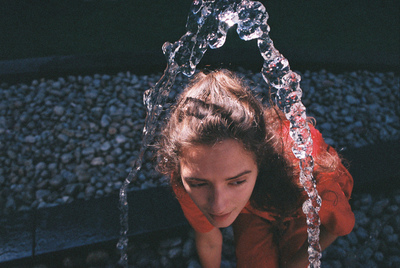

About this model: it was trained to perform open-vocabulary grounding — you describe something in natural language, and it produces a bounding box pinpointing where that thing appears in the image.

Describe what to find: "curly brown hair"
[156,69,340,215]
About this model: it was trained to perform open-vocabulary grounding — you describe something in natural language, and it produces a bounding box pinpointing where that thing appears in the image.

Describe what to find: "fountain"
[118,1,322,267]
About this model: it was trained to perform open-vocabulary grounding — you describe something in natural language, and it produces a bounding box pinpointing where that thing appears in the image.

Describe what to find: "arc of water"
[118,1,322,267]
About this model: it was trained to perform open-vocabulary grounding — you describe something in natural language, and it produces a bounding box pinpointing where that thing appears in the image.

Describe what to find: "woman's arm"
[195,227,223,268]
[282,225,338,268]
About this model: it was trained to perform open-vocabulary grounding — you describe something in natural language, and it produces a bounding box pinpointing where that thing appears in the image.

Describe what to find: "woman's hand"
[195,227,223,268]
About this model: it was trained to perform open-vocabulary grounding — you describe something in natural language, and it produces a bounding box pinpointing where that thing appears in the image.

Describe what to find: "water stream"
[118,1,321,267]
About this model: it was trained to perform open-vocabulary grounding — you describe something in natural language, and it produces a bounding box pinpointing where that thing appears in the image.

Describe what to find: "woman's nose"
[209,187,228,213]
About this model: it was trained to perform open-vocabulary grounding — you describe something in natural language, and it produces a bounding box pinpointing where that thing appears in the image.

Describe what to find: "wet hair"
[157,69,340,215]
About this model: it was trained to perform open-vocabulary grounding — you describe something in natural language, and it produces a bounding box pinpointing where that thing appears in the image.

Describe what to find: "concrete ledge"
[0,47,398,84]
[0,210,33,264]
[0,187,188,266]
[1,0,398,83]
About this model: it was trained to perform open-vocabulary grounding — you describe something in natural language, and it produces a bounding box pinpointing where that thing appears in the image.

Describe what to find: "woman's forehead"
[180,139,256,171]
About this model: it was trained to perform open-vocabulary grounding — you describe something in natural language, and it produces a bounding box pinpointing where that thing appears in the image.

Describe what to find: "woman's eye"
[189,183,207,188]
[230,180,246,186]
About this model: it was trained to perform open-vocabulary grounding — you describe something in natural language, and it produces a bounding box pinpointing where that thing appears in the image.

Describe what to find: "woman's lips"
[209,212,232,222]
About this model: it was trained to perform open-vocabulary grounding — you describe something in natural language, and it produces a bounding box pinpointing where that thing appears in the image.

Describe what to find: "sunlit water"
[118,1,321,267]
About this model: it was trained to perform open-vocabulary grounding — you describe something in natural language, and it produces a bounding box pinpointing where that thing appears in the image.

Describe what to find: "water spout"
[118,1,322,267]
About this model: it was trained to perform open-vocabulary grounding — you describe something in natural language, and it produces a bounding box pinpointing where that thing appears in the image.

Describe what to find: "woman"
[157,69,355,267]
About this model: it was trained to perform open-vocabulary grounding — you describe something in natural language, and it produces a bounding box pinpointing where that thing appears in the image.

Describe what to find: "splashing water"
[117,0,322,267]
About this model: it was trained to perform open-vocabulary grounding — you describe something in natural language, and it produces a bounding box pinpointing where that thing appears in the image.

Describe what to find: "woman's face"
[180,139,258,228]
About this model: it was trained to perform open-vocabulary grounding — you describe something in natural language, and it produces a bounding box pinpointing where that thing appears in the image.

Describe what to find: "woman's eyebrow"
[225,170,252,181]
[183,170,252,182]
[183,177,207,182]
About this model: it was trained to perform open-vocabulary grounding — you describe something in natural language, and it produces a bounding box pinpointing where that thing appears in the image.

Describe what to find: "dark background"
[0,0,398,81]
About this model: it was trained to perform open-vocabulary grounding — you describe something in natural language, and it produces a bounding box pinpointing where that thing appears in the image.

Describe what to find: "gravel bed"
[0,68,399,267]
[0,68,398,214]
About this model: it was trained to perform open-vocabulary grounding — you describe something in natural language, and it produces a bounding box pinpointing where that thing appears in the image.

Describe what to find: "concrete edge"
[0,48,398,84]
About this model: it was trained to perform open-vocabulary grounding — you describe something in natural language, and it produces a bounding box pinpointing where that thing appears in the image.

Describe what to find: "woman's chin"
[208,212,235,228]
